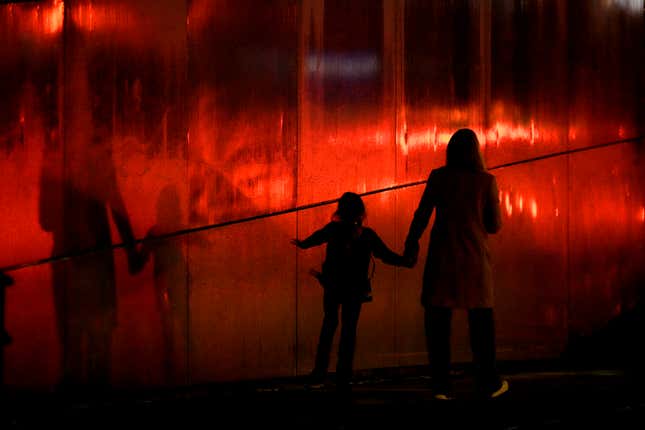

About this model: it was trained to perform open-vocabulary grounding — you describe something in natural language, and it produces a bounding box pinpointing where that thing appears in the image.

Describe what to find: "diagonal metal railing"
[0,135,642,274]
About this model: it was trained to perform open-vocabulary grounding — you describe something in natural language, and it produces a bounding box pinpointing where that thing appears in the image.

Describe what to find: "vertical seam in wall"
[564,16,571,337]
[566,149,571,342]
[61,0,69,382]
[566,142,572,341]
[294,0,302,378]
[394,0,405,369]
[391,0,399,369]
[184,1,191,387]
[295,194,299,376]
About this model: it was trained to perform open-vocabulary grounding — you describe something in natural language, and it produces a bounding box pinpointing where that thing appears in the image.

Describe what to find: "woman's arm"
[106,163,143,274]
[404,171,436,260]
[483,175,502,234]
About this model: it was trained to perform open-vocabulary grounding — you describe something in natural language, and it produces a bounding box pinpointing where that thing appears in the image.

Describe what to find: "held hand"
[127,246,147,275]
[403,254,417,268]
[290,238,303,248]
[403,241,420,268]
[127,230,157,275]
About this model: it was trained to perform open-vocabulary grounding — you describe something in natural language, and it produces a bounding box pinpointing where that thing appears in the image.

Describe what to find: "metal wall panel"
[187,0,298,225]
[0,0,63,268]
[188,214,297,382]
[298,0,396,205]
[569,142,645,335]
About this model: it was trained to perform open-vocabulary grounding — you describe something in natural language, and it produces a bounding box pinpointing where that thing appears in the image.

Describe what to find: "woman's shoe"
[490,379,509,398]
[306,371,326,389]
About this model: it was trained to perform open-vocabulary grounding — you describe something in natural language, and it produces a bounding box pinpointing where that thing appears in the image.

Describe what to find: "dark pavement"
[2,362,645,429]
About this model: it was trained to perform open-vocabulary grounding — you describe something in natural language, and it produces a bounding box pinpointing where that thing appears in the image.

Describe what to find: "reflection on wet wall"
[0,0,644,389]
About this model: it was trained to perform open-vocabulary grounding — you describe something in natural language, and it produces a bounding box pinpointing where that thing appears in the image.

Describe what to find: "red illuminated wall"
[1,0,644,390]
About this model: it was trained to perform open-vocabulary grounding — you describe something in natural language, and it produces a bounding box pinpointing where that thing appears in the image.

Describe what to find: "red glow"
[71,3,136,33]
[396,119,548,154]
[400,111,555,154]
[618,126,625,139]
[568,128,577,141]
[405,126,453,152]
[497,187,542,222]
[0,0,63,37]
[530,199,538,219]
[505,192,513,216]
[44,0,64,35]
[0,0,643,392]
[72,4,94,32]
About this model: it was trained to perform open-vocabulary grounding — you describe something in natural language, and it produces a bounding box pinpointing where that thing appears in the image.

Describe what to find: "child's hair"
[333,192,366,226]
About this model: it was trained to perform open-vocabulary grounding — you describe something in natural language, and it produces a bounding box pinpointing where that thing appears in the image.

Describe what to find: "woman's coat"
[405,166,502,309]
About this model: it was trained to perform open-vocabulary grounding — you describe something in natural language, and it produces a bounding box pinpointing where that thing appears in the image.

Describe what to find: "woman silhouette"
[404,128,508,400]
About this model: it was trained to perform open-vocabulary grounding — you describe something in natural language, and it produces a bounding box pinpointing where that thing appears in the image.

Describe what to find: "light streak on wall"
[0,0,63,37]
[44,0,64,35]
[71,3,136,33]
[530,198,538,219]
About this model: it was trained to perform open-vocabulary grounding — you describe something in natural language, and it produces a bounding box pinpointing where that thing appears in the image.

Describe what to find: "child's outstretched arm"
[369,230,413,268]
[291,223,333,249]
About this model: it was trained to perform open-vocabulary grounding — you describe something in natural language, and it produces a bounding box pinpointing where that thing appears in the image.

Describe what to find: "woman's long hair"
[333,192,366,226]
[446,128,486,171]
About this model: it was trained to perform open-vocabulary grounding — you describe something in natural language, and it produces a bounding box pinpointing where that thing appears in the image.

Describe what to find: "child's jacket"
[299,221,406,301]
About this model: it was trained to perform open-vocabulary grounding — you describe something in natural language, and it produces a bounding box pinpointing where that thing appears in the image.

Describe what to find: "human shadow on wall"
[38,44,142,395]
[38,146,142,394]
[139,185,188,386]
[562,280,645,381]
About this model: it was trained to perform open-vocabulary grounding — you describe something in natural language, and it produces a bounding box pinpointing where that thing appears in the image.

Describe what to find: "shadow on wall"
[562,279,645,377]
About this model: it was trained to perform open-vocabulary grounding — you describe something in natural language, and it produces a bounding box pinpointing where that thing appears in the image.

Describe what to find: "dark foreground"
[2,363,645,429]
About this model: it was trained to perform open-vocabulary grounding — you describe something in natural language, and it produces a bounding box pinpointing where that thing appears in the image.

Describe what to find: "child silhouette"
[292,192,412,392]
